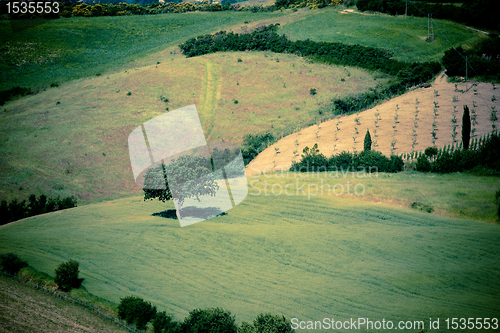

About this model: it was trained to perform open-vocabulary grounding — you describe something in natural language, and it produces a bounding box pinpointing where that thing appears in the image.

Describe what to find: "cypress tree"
[363,129,372,151]
[462,105,471,150]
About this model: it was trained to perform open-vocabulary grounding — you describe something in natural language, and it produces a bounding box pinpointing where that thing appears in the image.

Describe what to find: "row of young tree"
[118,296,295,333]
[0,194,78,226]
[356,0,500,31]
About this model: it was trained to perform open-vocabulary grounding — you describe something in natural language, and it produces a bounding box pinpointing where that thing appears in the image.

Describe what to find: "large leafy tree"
[143,154,219,209]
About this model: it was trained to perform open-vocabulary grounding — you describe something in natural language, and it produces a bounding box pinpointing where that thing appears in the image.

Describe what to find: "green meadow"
[1,176,499,331]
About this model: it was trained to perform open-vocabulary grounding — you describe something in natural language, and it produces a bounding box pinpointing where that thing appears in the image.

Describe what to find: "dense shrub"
[54,260,84,292]
[415,155,432,172]
[0,253,28,275]
[443,38,500,80]
[0,194,78,226]
[241,132,276,165]
[420,133,500,173]
[153,312,178,333]
[290,147,403,173]
[118,296,157,331]
[253,313,295,333]
[179,307,238,333]
[0,86,32,106]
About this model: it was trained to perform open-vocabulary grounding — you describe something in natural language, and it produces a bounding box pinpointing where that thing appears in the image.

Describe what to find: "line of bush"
[356,0,500,31]
[289,143,404,173]
[0,194,77,226]
[179,24,441,86]
[179,24,440,118]
[117,295,295,333]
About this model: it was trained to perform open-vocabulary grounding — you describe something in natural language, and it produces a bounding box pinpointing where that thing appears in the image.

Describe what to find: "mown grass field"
[278,8,486,62]
[0,175,499,331]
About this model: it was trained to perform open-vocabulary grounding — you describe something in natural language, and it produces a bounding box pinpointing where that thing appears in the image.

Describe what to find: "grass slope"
[1,182,499,330]
[0,51,382,203]
[0,11,286,92]
[279,8,486,62]
[0,275,128,333]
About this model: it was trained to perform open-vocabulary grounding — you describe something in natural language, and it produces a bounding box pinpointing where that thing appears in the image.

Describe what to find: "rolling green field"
[279,8,486,62]
[2,6,500,332]
[1,177,499,331]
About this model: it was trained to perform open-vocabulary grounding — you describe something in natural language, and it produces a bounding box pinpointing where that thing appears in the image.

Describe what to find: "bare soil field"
[0,276,127,333]
[247,72,500,175]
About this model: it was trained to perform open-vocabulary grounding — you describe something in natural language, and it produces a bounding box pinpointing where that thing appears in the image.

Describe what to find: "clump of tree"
[118,296,157,331]
[415,132,500,173]
[0,253,28,275]
[442,37,500,80]
[0,194,78,226]
[54,260,84,292]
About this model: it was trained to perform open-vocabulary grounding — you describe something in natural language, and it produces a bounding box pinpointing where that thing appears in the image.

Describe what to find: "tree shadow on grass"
[152,208,227,220]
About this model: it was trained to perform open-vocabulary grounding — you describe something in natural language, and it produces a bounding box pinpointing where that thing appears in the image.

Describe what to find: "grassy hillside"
[0,11,286,92]
[279,8,486,62]
[1,175,499,330]
[0,50,383,203]
[0,275,128,333]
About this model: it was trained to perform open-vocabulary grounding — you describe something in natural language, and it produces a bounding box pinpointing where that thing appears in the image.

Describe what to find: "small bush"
[411,201,434,213]
[0,253,28,275]
[309,88,317,95]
